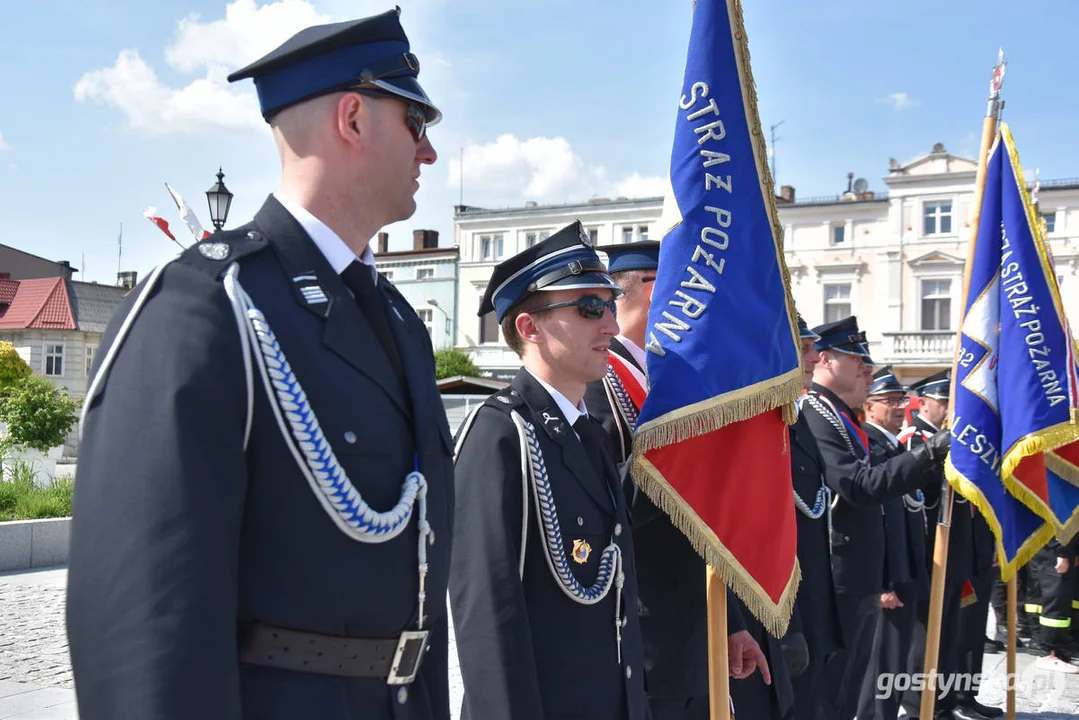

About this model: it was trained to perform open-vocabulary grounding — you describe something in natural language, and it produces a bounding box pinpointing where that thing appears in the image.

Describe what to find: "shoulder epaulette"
[176,227,270,279]
[483,386,525,413]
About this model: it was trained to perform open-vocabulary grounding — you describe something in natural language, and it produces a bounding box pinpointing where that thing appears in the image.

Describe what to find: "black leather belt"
[238,623,429,685]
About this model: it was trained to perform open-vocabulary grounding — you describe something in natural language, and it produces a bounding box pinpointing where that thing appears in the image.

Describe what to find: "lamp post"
[205,168,234,232]
[426,298,452,347]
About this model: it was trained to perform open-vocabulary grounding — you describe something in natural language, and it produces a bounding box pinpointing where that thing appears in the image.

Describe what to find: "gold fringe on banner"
[634,369,803,455]
[631,452,801,637]
[999,424,1079,532]
[946,457,1055,582]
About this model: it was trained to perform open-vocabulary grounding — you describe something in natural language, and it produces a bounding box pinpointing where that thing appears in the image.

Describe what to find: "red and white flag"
[165,183,212,241]
[143,207,176,241]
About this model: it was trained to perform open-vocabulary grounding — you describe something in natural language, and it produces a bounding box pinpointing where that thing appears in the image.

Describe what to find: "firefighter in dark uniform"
[897,370,1000,719]
[787,317,844,720]
[1028,536,1079,673]
[800,317,947,720]
[856,367,928,720]
[66,10,454,720]
[583,241,773,719]
[955,506,1001,718]
[450,223,649,720]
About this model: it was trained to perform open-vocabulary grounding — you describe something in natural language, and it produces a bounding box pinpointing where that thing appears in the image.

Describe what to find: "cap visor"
[537,271,624,299]
[372,76,442,124]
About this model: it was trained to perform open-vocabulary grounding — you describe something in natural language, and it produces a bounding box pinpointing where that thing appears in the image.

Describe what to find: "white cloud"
[447,134,665,205]
[74,0,332,135]
[878,92,918,111]
[0,130,10,151]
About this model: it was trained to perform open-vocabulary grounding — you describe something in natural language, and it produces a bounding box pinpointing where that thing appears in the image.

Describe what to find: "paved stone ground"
[2,566,1077,718]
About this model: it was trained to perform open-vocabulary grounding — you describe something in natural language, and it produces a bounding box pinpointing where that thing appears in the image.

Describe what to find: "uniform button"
[397,687,408,704]
[844,535,850,542]
[428,532,436,546]
[247,231,262,240]
[344,431,357,444]
[626,665,633,679]
[577,517,584,526]
[614,523,623,536]
[621,616,628,628]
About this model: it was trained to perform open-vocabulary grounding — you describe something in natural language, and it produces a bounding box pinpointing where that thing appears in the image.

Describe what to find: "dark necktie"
[573,415,617,508]
[339,261,405,386]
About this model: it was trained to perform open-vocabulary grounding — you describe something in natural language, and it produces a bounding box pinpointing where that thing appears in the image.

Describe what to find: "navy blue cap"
[868,365,908,396]
[797,314,820,341]
[227,8,441,124]
[595,241,660,274]
[480,221,623,322]
[910,369,950,399]
[812,316,873,363]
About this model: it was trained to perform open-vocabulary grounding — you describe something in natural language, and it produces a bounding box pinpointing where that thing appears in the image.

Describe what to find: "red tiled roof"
[0,278,76,330]
[0,280,17,305]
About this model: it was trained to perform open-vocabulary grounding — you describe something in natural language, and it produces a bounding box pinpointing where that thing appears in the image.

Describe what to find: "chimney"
[57,260,74,281]
[118,271,138,291]
[413,229,439,250]
[778,185,795,204]
[377,232,389,254]
[846,172,854,193]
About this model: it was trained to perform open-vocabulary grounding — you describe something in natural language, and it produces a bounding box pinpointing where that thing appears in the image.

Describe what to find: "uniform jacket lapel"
[513,372,615,516]
[252,196,411,419]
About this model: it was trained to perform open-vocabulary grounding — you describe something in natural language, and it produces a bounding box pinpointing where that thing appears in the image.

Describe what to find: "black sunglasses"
[347,86,427,142]
[528,295,617,320]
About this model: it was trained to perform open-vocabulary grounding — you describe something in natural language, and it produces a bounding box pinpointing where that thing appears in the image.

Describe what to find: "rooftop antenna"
[769,120,785,184]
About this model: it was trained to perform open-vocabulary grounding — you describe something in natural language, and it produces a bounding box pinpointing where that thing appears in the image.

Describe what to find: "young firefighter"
[450,223,648,720]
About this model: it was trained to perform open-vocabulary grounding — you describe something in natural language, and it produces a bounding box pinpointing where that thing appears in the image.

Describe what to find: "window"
[415,267,435,280]
[923,201,953,235]
[479,234,504,261]
[1042,212,1056,234]
[379,270,394,281]
[525,230,549,248]
[621,227,634,244]
[588,228,599,245]
[85,346,97,377]
[822,283,851,324]
[831,225,845,245]
[416,308,434,338]
[638,226,650,242]
[920,279,952,331]
[45,344,63,377]
[479,312,499,344]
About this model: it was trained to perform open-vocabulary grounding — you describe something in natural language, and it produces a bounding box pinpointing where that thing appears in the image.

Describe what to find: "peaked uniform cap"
[595,241,661,274]
[868,365,908,396]
[480,221,622,322]
[227,7,441,123]
[910,369,951,399]
[812,315,873,363]
[797,314,820,340]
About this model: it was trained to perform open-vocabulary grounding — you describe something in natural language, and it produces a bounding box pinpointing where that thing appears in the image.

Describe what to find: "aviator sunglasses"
[348,87,428,142]
[528,295,618,321]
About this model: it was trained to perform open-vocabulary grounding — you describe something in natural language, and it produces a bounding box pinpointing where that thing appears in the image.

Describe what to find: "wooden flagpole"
[707,566,731,720]
[921,50,1005,720]
[1006,576,1017,720]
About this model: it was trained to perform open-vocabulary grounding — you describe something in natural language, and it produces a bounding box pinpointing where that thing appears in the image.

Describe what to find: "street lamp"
[205,168,234,232]
[427,298,452,344]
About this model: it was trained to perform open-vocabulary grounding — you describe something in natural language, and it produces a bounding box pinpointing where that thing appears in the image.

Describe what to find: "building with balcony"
[452,144,1079,385]
[374,229,459,350]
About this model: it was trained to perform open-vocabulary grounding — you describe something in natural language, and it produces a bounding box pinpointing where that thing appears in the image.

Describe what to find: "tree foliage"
[0,376,80,453]
[434,348,481,380]
[0,342,32,390]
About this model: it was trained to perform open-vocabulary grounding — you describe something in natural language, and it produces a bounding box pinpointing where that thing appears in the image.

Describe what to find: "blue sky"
[1,0,1076,284]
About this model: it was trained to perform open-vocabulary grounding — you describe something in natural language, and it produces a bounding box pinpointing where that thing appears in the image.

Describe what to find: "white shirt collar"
[865,420,899,448]
[525,368,588,427]
[616,334,648,372]
[274,192,376,277]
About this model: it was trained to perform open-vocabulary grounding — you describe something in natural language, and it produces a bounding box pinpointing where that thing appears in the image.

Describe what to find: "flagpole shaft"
[706,565,731,720]
[919,482,953,720]
[1006,575,1017,720]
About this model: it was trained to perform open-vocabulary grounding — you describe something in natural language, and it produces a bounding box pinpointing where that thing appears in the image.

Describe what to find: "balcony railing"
[878,330,955,365]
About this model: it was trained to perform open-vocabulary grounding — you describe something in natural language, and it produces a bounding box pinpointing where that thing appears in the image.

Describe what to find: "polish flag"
[165,183,212,241]
[143,207,176,241]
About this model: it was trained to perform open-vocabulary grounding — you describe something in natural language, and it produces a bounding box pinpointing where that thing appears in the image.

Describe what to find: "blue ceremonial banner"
[946,122,1079,577]
[630,0,802,634]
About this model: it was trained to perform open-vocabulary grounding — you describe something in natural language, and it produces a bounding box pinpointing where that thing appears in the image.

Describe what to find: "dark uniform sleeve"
[881,497,910,590]
[66,263,249,719]
[803,409,932,507]
[449,406,545,720]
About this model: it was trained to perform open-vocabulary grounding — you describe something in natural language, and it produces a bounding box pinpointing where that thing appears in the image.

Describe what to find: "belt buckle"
[387,630,429,685]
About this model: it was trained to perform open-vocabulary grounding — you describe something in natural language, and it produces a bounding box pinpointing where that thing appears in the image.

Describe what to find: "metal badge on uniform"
[540,410,563,435]
[572,539,592,564]
[496,395,512,405]
[198,242,230,261]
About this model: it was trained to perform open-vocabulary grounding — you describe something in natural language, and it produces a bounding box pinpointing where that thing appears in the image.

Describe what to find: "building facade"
[374,229,459,350]
[454,198,663,380]
[452,144,1079,384]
